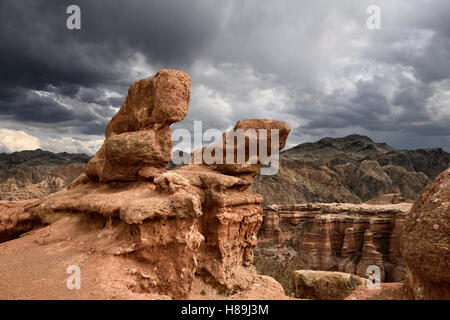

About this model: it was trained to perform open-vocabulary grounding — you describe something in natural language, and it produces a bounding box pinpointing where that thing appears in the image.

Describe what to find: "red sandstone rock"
[356,229,385,281]
[0,70,290,300]
[345,282,404,300]
[264,203,410,282]
[86,70,190,182]
[364,189,407,205]
[401,168,450,299]
[292,270,364,300]
[338,227,357,274]
[191,119,290,178]
[105,69,191,137]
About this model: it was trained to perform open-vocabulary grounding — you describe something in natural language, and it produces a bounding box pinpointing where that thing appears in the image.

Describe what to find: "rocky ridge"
[0,150,89,200]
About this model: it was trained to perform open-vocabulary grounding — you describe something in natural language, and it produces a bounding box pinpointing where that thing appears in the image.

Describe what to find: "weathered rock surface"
[0,69,290,300]
[292,270,364,300]
[401,168,450,300]
[0,200,42,243]
[364,187,408,205]
[345,282,404,300]
[355,229,385,281]
[86,70,190,182]
[105,69,191,137]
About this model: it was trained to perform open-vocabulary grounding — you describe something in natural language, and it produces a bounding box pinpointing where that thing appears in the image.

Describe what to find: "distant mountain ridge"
[252,134,450,204]
[0,149,90,200]
[0,149,90,171]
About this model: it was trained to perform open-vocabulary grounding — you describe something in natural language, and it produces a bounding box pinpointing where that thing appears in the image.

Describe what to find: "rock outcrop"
[364,187,408,205]
[401,168,450,300]
[259,203,411,282]
[0,200,42,243]
[355,229,385,281]
[0,69,290,299]
[292,270,364,300]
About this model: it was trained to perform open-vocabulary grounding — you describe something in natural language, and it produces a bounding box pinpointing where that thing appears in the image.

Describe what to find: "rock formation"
[0,151,89,201]
[0,200,42,243]
[292,270,364,300]
[259,203,411,282]
[338,227,357,274]
[252,134,449,205]
[0,69,290,299]
[401,168,450,299]
[364,187,408,205]
[355,229,385,281]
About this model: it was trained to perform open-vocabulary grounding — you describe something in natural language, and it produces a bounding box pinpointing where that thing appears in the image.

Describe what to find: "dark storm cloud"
[0,89,75,123]
[0,0,449,153]
[0,0,226,137]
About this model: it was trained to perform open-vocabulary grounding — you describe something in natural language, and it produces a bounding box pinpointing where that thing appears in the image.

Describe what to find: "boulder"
[401,168,450,299]
[356,229,385,281]
[0,200,41,243]
[0,69,291,300]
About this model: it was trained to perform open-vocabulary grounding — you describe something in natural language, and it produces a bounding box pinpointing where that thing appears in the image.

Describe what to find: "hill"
[251,134,449,204]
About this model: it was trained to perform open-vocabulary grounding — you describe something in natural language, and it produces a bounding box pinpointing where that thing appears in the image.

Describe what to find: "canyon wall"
[252,135,449,205]
[260,202,411,282]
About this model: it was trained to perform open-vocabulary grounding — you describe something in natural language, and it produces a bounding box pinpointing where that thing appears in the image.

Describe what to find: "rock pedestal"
[401,168,450,300]
[30,69,290,299]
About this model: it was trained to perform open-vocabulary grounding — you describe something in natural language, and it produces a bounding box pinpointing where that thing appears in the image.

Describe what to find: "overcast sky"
[0,0,449,154]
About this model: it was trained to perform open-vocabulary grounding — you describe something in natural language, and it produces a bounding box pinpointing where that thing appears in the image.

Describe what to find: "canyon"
[0,69,448,300]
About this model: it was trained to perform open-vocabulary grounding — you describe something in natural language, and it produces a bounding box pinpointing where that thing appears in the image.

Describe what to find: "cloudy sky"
[0,0,449,154]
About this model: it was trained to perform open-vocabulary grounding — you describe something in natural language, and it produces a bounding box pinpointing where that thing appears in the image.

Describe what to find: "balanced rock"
[401,168,450,299]
[192,119,290,178]
[0,69,290,300]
